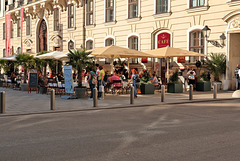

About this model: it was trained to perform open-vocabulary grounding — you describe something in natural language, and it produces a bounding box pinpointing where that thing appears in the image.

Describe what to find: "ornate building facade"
[1,0,240,89]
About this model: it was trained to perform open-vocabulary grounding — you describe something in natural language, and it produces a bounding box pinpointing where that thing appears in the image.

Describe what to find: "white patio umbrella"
[35,51,67,60]
[0,55,17,61]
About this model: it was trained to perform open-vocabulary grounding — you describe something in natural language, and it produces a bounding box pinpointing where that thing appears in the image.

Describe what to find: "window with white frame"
[54,8,60,31]
[68,40,74,50]
[190,0,204,8]
[156,0,168,14]
[128,36,138,64]
[86,0,94,25]
[105,0,114,22]
[26,16,30,36]
[86,40,93,50]
[105,38,114,64]
[68,4,74,28]
[189,30,204,63]
[128,0,138,19]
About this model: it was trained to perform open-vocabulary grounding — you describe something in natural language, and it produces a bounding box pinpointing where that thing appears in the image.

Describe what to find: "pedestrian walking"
[234,64,240,90]
[97,66,105,99]
[87,67,96,100]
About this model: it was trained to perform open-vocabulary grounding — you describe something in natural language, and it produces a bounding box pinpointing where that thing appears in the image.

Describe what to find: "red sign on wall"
[177,57,185,63]
[157,32,171,48]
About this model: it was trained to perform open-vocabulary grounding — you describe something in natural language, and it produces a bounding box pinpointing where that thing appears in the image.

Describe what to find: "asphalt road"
[1,100,240,161]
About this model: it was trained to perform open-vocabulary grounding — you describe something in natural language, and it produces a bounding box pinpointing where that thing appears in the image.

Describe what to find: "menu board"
[28,73,38,88]
[64,66,73,94]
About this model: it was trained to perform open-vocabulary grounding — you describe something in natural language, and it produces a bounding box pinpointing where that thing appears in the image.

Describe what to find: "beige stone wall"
[0,3,84,56]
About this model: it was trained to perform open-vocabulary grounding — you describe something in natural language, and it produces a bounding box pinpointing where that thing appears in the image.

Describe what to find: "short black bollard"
[50,89,55,110]
[213,83,217,99]
[189,84,193,100]
[93,88,98,107]
[161,85,165,102]
[0,91,5,114]
[130,86,134,104]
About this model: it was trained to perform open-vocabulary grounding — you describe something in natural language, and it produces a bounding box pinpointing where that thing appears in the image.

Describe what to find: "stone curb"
[0,97,239,117]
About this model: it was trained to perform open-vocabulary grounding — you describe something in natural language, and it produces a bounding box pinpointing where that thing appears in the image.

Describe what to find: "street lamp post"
[202,25,226,50]
[202,25,211,56]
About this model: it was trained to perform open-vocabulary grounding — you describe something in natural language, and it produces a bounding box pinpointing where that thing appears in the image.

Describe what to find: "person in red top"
[110,71,121,87]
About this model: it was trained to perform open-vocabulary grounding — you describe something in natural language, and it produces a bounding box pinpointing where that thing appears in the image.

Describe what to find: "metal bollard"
[0,91,5,114]
[93,88,98,107]
[50,89,55,110]
[189,84,193,100]
[130,86,134,104]
[213,83,217,99]
[161,85,165,102]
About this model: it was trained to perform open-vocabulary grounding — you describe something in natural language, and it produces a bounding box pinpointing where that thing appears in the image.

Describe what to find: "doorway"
[38,19,48,52]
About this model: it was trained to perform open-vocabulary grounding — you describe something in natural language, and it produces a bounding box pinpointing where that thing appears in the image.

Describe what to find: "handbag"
[99,85,104,92]
[92,76,97,84]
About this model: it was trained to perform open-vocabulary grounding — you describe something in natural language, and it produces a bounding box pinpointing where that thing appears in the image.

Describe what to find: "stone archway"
[38,19,48,52]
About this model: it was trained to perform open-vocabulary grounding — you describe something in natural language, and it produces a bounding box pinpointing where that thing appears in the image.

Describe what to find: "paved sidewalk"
[0,87,237,115]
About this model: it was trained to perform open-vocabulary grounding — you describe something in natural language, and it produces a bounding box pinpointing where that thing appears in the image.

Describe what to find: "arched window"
[3,49,6,57]
[68,40,74,50]
[86,40,93,50]
[17,47,21,54]
[105,38,114,64]
[189,30,204,63]
[128,36,138,64]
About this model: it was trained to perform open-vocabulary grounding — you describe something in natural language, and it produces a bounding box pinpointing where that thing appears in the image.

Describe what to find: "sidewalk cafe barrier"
[50,89,55,110]
[161,85,165,102]
[189,84,193,100]
[130,86,134,104]
[93,88,98,107]
[213,83,217,99]
[0,91,5,114]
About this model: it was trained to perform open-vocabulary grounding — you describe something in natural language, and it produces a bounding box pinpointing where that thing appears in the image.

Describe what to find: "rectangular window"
[156,0,168,14]
[3,23,5,40]
[11,21,13,38]
[17,19,20,37]
[190,0,204,8]
[128,36,138,64]
[105,0,114,22]
[128,0,138,19]
[189,30,204,63]
[26,16,30,35]
[68,4,74,28]
[54,8,60,31]
[86,0,93,25]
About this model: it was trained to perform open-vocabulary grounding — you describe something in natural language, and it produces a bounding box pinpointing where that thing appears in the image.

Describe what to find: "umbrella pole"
[127,58,130,71]
[110,56,114,74]
[167,57,169,83]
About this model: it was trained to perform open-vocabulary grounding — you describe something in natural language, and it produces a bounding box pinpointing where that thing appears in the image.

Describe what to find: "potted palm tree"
[167,70,183,93]
[16,53,34,91]
[67,49,93,98]
[205,53,226,90]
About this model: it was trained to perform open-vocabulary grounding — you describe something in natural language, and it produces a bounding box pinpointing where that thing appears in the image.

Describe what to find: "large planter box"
[20,83,28,91]
[196,82,211,91]
[140,84,154,94]
[39,86,47,94]
[75,87,86,98]
[167,83,183,93]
